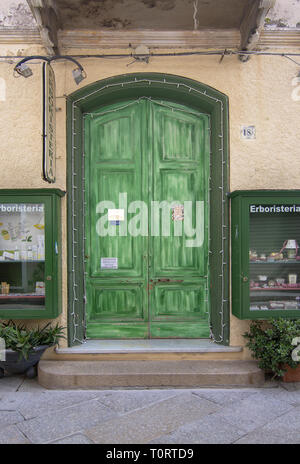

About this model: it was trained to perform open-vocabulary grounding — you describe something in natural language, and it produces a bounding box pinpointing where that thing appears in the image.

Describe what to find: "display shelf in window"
[231,190,300,319]
[0,189,64,319]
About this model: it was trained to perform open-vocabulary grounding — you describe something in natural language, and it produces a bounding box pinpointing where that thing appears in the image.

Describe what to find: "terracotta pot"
[282,364,300,382]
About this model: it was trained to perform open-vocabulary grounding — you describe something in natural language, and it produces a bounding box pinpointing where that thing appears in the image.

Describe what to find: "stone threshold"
[56,339,243,354]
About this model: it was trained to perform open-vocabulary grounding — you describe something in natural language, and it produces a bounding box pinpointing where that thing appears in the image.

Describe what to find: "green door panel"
[151,283,207,320]
[150,323,210,338]
[85,101,148,338]
[149,102,210,337]
[86,284,145,321]
[87,102,146,279]
[85,99,210,339]
[86,323,149,339]
[85,282,147,339]
[90,168,143,277]
[151,104,209,278]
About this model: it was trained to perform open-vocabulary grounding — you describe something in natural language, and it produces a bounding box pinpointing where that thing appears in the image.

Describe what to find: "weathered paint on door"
[85,99,210,338]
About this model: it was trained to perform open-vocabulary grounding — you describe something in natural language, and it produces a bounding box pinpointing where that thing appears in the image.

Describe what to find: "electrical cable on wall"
[3,50,300,62]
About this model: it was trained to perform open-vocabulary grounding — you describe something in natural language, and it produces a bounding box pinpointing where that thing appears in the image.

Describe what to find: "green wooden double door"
[85,99,210,339]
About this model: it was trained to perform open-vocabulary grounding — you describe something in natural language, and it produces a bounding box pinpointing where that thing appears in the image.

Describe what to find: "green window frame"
[0,189,64,319]
[231,190,300,320]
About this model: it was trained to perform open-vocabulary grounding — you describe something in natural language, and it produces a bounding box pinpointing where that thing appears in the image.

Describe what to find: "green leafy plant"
[0,321,65,360]
[244,318,300,378]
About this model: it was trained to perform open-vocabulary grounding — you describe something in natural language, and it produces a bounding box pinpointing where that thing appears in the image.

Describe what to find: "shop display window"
[249,204,300,312]
[231,191,300,319]
[0,190,64,319]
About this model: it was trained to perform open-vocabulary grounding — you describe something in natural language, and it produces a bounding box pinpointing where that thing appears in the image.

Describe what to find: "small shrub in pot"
[0,321,65,378]
[244,318,300,380]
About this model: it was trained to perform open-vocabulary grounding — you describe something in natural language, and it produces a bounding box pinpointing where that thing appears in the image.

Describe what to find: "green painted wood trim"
[67,101,86,344]
[67,73,229,346]
[86,322,210,339]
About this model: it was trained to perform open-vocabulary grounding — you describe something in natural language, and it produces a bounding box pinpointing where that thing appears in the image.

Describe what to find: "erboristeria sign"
[250,205,300,214]
[0,204,44,213]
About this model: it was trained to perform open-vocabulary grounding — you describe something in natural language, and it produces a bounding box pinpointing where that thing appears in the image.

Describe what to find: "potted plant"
[0,321,65,379]
[244,318,300,381]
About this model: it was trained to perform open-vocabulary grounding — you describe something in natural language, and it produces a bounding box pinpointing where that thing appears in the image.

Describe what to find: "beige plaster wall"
[0,45,68,345]
[0,43,300,357]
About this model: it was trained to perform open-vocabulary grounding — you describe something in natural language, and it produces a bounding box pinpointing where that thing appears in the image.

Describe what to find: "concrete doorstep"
[38,360,265,389]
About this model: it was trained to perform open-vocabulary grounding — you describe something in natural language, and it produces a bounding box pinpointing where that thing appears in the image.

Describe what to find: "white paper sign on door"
[101,257,118,269]
[107,209,124,221]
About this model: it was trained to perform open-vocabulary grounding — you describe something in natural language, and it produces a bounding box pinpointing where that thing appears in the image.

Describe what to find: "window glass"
[0,203,45,309]
[249,204,300,312]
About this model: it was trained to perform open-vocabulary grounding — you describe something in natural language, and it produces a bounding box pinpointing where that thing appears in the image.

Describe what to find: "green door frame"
[66,72,229,346]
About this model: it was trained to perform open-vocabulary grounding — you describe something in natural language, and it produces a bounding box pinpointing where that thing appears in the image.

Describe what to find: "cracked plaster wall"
[0,0,36,28]
[265,0,300,28]
[0,0,299,30]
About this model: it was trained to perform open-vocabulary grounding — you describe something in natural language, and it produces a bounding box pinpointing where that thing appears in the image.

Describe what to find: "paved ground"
[0,374,300,444]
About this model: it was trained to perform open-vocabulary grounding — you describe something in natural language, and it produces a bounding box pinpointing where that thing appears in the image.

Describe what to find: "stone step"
[47,339,243,362]
[38,360,265,389]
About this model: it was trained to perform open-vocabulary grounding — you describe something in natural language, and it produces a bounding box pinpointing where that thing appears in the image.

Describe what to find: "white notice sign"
[101,258,118,269]
[108,209,124,221]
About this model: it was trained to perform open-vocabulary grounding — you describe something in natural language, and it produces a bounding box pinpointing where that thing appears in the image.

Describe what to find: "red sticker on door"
[172,205,184,221]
